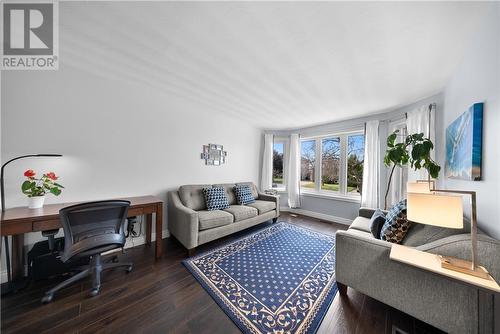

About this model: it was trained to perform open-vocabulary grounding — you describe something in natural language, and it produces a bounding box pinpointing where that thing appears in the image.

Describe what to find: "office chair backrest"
[59,200,130,262]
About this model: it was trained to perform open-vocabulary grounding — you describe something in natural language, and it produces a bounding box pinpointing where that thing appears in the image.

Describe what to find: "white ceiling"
[60,1,493,129]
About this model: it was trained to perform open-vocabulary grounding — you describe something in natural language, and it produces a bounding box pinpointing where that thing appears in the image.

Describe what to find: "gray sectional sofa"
[167,182,279,254]
[335,207,500,334]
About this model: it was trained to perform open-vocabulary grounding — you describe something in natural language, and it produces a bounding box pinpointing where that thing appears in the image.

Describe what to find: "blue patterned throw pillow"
[369,209,386,238]
[234,185,255,205]
[202,187,229,211]
[380,199,412,243]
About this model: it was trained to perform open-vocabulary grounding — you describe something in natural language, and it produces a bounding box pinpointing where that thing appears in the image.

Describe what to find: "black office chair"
[42,200,133,303]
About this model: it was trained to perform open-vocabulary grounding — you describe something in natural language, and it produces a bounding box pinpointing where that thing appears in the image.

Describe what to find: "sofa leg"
[337,282,348,296]
[272,217,278,223]
[188,248,196,257]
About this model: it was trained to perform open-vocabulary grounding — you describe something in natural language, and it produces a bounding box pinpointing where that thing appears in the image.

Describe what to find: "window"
[300,140,316,189]
[300,132,365,198]
[321,137,340,192]
[272,142,284,188]
[346,134,365,194]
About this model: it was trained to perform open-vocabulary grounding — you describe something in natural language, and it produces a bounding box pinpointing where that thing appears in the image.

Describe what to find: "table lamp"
[407,181,489,279]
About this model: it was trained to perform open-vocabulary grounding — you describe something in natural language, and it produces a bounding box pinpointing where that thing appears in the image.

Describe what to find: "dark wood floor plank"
[1,212,443,334]
[355,296,388,334]
[317,287,366,334]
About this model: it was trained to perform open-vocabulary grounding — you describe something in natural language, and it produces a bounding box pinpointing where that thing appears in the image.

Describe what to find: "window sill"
[271,187,287,193]
[300,190,361,203]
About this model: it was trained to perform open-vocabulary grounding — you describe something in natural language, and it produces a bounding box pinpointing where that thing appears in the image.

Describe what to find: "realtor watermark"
[1,1,59,70]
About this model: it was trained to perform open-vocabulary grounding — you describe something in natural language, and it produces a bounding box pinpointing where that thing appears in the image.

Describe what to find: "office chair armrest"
[167,191,199,250]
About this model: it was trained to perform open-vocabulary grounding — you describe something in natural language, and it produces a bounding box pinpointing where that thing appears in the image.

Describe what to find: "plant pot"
[28,195,45,209]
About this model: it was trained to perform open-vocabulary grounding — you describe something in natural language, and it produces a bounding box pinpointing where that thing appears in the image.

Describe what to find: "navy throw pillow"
[369,209,386,238]
[234,185,255,205]
[202,186,229,211]
[380,199,412,244]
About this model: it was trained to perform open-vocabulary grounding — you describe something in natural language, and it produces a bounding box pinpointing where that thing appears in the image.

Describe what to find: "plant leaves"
[21,181,32,192]
[50,187,61,196]
[387,132,397,147]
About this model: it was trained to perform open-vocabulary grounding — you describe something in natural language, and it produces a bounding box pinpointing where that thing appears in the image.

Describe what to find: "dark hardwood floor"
[1,213,444,334]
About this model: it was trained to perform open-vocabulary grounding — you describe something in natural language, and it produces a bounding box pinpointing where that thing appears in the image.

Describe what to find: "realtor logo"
[1,1,58,70]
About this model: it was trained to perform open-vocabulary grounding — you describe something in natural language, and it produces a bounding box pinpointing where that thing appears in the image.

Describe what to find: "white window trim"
[272,137,288,192]
[300,130,364,201]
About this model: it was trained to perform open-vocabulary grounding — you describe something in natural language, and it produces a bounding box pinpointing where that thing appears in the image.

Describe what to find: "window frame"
[272,137,288,192]
[300,130,364,201]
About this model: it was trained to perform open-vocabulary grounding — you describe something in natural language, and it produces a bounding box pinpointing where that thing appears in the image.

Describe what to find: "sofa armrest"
[335,230,479,333]
[167,191,199,250]
[258,193,280,216]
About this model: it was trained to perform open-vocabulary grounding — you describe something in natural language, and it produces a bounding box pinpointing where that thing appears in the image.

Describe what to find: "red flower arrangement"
[21,170,64,197]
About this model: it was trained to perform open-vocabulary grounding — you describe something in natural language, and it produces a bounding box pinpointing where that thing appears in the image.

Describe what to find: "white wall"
[1,65,262,279]
[436,5,500,239]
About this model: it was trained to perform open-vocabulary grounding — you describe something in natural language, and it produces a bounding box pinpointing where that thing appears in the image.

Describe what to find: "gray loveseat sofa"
[335,207,500,334]
[167,182,279,254]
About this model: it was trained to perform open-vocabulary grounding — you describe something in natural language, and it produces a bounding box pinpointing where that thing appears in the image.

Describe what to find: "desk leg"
[155,203,163,259]
[145,213,152,245]
[11,235,24,281]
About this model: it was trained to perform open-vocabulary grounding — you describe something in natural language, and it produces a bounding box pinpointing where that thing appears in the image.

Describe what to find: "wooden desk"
[1,195,164,281]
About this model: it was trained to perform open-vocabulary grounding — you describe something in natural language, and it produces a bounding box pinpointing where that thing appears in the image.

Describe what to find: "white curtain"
[361,120,380,208]
[406,104,436,182]
[287,134,301,208]
[387,119,408,206]
[260,134,274,191]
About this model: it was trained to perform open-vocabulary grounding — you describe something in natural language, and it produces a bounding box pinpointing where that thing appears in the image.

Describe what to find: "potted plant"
[21,169,64,209]
[383,131,440,209]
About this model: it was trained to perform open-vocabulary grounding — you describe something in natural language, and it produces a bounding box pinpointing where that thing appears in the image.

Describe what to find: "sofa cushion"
[348,216,371,233]
[369,209,386,238]
[198,210,234,231]
[234,185,256,205]
[179,184,212,211]
[235,182,258,199]
[246,200,276,214]
[380,199,412,244]
[202,187,230,211]
[213,183,237,205]
[224,205,258,222]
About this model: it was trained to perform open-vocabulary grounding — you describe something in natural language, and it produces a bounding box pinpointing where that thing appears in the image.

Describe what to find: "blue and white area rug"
[183,222,338,334]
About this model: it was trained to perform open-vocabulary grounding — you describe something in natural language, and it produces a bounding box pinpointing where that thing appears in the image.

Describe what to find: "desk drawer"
[1,221,33,235]
[128,205,156,217]
[128,207,144,217]
[33,219,61,231]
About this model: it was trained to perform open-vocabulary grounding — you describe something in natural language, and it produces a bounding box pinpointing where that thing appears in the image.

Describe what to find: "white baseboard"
[280,207,353,226]
[0,229,170,284]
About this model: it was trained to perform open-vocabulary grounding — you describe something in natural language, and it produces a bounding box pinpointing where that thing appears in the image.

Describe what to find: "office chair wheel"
[126,265,133,273]
[90,287,101,297]
[41,293,54,304]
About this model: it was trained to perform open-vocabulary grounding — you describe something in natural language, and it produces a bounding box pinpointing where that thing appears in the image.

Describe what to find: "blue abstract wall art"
[445,103,483,181]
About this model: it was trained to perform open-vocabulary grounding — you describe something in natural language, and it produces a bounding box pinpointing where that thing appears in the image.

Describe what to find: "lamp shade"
[407,192,463,229]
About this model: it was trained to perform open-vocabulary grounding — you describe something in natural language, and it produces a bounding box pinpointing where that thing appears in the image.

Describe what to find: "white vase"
[28,195,45,209]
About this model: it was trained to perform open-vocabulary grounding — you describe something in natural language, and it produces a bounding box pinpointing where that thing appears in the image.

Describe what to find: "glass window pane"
[272,142,284,187]
[321,137,341,192]
[347,134,365,194]
[300,140,316,189]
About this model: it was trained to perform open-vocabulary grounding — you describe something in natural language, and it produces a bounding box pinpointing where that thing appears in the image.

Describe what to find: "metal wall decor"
[201,144,227,166]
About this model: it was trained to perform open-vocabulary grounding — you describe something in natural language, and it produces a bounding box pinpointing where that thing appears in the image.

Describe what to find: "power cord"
[125,217,143,238]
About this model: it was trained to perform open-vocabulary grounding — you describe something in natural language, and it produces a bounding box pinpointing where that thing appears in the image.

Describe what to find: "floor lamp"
[1,154,62,295]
